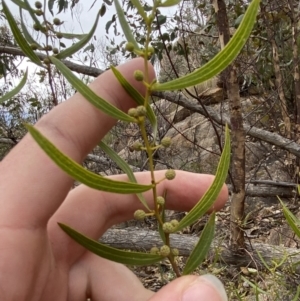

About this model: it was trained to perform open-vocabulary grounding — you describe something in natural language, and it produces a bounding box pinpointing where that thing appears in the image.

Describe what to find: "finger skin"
[147,275,227,301]
[0,58,155,228]
[0,58,154,301]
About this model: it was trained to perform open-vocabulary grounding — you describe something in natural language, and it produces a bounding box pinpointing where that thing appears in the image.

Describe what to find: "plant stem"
[164,233,181,277]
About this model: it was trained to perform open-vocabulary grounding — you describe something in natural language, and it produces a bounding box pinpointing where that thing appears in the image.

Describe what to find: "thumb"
[148,274,228,301]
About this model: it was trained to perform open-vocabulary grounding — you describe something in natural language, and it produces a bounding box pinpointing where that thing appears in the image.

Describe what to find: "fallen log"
[100,227,300,273]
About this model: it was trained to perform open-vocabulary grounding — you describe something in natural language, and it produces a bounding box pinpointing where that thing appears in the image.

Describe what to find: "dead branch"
[1,46,300,158]
[100,227,300,273]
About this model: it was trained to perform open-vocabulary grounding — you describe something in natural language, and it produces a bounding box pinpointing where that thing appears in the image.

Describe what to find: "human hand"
[0,58,228,301]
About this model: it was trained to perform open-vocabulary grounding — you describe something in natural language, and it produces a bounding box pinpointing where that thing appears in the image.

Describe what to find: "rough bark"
[100,228,300,273]
[262,2,292,139]
[288,0,300,179]
[270,38,291,138]
[214,0,246,250]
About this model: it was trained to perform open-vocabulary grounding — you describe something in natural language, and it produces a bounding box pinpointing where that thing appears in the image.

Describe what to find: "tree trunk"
[262,2,292,139]
[213,0,246,250]
[288,0,300,180]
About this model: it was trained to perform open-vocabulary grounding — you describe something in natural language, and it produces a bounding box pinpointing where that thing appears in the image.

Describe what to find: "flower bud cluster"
[156,196,165,206]
[53,18,61,26]
[136,106,146,116]
[128,108,138,118]
[125,42,135,52]
[133,209,146,220]
[161,137,172,148]
[165,169,176,180]
[130,141,143,152]
[170,219,179,228]
[133,70,144,82]
[159,245,170,257]
[150,246,178,257]
[147,46,155,55]
[150,246,159,254]
[34,9,43,16]
[35,1,42,8]
[56,32,63,39]
[162,219,179,233]
[172,248,179,256]
[128,106,147,119]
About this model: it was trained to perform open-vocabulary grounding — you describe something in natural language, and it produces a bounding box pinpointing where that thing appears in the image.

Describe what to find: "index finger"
[0,58,155,228]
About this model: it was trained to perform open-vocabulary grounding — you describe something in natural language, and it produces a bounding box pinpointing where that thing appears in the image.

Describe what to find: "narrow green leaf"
[152,0,260,91]
[241,276,269,294]
[2,0,43,67]
[55,11,101,59]
[114,0,140,50]
[110,66,157,139]
[19,8,42,48]
[159,0,181,7]
[130,0,147,21]
[54,32,87,40]
[10,0,27,9]
[50,57,136,123]
[256,250,271,271]
[104,0,113,5]
[0,69,28,104]
[291,285,300,301]
[183,212,215,275]
[279,197,300,239]
[59,223,163,265]
[156,15,167,26]
[176,125,230,231]
[100,3,106,16]
[48,0,55,15]
[26,125,153,194]
[99,141,151,211]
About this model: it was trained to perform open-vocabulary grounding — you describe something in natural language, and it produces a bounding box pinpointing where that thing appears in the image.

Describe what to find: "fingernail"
[182,274,228,301]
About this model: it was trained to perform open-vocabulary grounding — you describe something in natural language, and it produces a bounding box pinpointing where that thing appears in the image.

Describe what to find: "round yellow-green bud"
[125,42,135,52]
[147,13,155,25]
[156,196,165,206]
[40,26,47,33]
[136,105,147,117]
[34,9,43,16]
[30,43,38,50]
[165,169,176,180]
[134,209,146,220]
[56,32,63,39]
[150,246,159,254]
[53,18,61,26]
[161,137,172,148]
[35,1,42,9]
[53,47,59,54]
[148,46,155,55]
[172,248,179,256]
[43,57,50,65]
[44,45,52,51]
[170,219,179,228]
[33,23,40,31]
[133,70,144,82]
[160,245,171,257]
[131,141,143,151]
[128,108,138,118]
[162,222,175,234]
